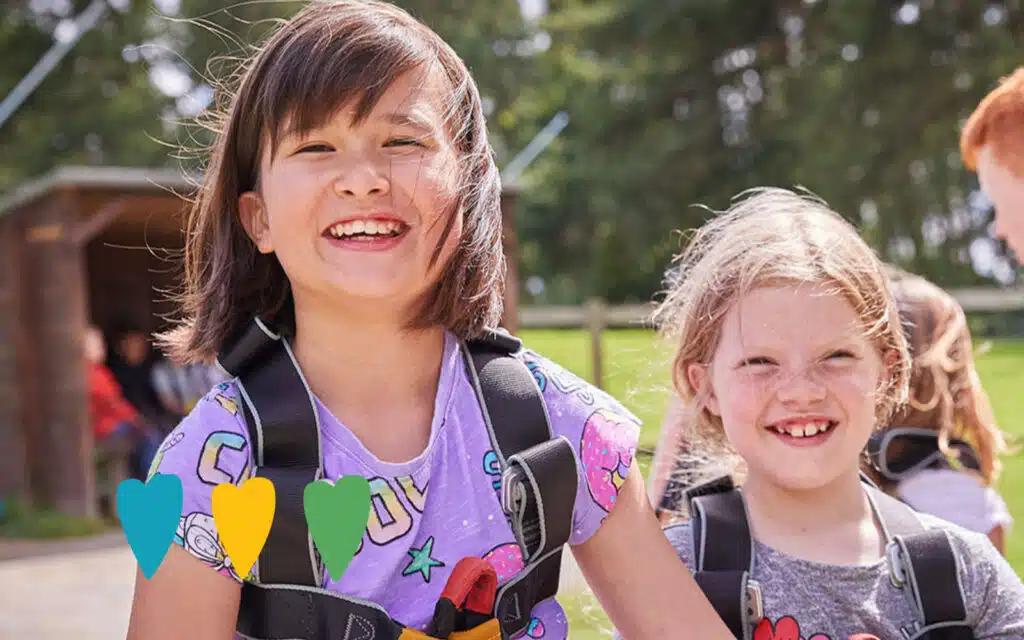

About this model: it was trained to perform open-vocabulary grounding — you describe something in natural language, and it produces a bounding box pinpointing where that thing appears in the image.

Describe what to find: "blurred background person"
[961,67,1024,258]
[85,326,162,481]
[867,267,1014,553]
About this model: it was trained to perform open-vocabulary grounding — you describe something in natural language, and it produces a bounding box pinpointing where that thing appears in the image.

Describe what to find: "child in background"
[85,326,161,479]
[868,267,1013,553]
[652,188,1024,637]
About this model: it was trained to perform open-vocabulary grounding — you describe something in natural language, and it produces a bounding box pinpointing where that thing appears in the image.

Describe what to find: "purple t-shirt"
[149,331,641,639]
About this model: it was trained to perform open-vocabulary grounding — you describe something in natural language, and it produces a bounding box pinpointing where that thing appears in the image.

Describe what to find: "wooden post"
[24,192,96,517]
[0,217,31,506]
[585,298,606,389]
[500,187,520,335]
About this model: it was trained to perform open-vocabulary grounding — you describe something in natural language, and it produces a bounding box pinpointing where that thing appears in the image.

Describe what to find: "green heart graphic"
[304,476,371,581]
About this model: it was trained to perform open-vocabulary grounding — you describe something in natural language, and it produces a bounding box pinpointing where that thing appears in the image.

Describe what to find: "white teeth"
[328,220,403,238]
[774,421,831,437]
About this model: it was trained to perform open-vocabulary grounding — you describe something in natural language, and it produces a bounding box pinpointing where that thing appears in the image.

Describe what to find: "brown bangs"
[237,5,440,191]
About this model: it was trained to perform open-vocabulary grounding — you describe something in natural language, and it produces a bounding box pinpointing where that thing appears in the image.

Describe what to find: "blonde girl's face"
[688,283,890,491]
[239,70,461,312]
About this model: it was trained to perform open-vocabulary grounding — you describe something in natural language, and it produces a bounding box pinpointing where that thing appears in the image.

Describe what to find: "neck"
[741,466,882,564]
[289,292,446,428]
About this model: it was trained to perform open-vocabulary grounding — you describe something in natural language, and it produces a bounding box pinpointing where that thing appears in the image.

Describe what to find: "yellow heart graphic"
[212,477,276,577]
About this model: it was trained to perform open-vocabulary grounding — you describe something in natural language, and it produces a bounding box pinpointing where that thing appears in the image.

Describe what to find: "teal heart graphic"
[304,476,371,581]
[117,473,183,579]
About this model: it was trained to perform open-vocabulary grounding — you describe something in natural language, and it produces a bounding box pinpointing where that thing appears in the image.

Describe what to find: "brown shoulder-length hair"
[883,266,1010,487]
[160,0,504,364]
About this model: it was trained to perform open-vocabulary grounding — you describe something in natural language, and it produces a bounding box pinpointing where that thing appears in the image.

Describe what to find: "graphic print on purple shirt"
[148,332,641,637]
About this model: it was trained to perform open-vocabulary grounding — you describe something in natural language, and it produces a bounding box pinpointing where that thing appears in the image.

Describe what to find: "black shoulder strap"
[217,317,322,588]
[463,328,578,639]
[865,483,974,640]
[685,476,761,640]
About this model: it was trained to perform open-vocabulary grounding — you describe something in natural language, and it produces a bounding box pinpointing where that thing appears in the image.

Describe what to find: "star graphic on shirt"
[403,536,445,583]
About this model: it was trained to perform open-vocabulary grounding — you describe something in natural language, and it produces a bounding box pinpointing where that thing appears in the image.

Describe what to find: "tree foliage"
[1,0,1021,303]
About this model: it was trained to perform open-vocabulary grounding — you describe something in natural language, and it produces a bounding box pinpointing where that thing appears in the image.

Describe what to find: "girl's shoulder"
[148,379,253,488]
[913,511,1024,631]
[147,379,256,583]
[513,347,641,423]
[661,520,697,569]
[510,348,644,546]
[663,512,1024,633]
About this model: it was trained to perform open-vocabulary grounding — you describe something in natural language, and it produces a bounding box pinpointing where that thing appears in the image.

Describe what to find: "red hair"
[961,67,1024,177]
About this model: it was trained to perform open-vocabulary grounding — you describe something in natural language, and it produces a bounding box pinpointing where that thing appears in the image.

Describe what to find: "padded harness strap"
[235,583,403,640]
[866,487,973,640]
[221,321,575,640]
[463,329,578,638]
[218,318,322,587]
[685,476,760,640]
[218,318,394,640]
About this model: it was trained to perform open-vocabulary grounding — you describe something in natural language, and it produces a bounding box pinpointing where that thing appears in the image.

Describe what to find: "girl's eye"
[385,137,427,148]
[297,143,333,153]
[740,357,774,367]
[827,350,856,360]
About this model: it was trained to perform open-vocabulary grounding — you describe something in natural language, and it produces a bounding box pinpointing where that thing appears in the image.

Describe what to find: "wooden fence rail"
[517,288,1024,389]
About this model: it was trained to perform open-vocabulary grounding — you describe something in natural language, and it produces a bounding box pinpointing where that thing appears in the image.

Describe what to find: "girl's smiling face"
[688,283,891,491]
[239,69,461,317]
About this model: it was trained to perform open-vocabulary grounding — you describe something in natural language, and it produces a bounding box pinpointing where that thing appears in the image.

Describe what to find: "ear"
[238,191,273,254]
[686,362,720,417]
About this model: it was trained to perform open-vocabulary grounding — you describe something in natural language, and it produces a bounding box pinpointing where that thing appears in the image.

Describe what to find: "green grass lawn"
[519,329,1024,637]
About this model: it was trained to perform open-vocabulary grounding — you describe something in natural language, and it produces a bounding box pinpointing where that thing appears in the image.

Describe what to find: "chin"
[755,466,844,493]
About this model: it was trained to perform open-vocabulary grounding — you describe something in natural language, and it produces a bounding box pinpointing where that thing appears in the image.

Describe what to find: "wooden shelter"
[0,166,521,518]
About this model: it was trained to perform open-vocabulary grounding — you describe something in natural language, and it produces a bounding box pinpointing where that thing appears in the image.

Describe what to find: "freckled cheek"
[716,379,767,428]
[828,374,884,418]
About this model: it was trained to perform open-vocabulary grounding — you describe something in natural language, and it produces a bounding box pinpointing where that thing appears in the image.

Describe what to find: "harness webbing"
[217,319,577,640]
[685,475,975,640]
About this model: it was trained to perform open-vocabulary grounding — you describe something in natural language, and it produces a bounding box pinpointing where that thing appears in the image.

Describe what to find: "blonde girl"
[653,188,1024,638]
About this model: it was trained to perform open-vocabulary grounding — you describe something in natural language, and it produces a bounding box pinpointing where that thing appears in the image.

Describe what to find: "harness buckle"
[745,580,764,624]
[886,540,908,588]
[500,465,528,521]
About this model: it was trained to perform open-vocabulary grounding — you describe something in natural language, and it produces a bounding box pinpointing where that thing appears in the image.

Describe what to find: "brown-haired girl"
[869,267,1013,553]
[126,1,731,639]
[652,188,1024,638]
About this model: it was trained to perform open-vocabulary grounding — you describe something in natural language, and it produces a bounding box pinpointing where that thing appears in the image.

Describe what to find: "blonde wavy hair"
[652,188,912,482]
[884,267,1010,487]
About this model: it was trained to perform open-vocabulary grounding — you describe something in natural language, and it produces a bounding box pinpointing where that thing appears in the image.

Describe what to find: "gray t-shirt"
[663,512,1024,639]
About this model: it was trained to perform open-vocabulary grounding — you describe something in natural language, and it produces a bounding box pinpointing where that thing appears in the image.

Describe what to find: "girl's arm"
[127,544,241,640]
[571,459,731,639]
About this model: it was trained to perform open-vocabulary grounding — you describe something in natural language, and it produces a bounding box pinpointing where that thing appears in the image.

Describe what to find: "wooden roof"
[0,166,199,245]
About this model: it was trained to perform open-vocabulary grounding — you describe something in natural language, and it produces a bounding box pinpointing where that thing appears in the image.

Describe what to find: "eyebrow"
[383,111,439,133]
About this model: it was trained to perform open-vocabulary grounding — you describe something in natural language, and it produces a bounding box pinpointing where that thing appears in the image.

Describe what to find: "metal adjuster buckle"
[745,580,764,624]
[886,540,908,588]
[500,466,528,520]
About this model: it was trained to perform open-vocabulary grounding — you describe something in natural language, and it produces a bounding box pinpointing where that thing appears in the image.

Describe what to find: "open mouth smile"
[766,418,838,446]
[322,218,410,251]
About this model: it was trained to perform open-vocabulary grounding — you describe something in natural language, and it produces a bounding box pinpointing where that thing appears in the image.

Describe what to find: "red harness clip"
[428,557,499,638]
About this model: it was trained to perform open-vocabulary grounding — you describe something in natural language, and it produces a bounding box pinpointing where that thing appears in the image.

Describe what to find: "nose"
[332,154,390,199]
[774,364,827,407]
